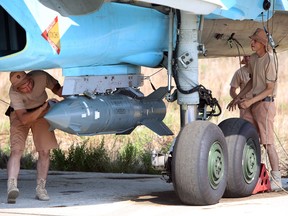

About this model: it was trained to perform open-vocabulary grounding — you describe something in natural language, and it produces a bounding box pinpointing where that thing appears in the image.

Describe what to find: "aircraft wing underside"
[202,12,288,57]
[33,0,288,57]
[1,0,288,72]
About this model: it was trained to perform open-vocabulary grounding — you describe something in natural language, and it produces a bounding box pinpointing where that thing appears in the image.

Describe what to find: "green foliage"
[49,137,161,174]
[139,150,161,174]
[0,136,162,178]
[84,138,110,172]
[66,143,87,171]
[20,152,36,169]
[0,149,36,170]
[1,143,11,155]
[116,140,140,173]
[59,139,110,172]
[50,148,67,171]
[0,149,9,169]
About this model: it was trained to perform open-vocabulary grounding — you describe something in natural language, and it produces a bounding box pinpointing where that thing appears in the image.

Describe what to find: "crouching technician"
[6,70,62,203]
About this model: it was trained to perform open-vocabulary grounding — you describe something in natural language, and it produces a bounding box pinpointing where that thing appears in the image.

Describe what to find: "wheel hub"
[208,141,225,189]
[242,138,258,184]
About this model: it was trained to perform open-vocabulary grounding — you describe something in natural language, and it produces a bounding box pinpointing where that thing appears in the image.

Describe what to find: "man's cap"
[10,71,29,88]
[249,28,268,46]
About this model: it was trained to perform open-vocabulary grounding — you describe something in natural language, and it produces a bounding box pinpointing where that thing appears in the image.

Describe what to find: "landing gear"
[218,118,261,197]
[169,118,260,205]
[172,121,228,205]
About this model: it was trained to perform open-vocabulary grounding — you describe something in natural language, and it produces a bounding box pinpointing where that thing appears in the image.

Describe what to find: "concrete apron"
[0,169,288,216]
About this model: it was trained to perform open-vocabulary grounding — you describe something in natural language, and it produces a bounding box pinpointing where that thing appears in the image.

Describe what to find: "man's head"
[249,28,268,46]
[10,71,33,93]
[240,55,250,65]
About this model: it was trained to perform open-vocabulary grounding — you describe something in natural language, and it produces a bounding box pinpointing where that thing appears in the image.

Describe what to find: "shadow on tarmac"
[0,169,288,212]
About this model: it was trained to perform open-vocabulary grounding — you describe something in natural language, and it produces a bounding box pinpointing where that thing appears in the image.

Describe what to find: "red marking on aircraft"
[41,16,61,54]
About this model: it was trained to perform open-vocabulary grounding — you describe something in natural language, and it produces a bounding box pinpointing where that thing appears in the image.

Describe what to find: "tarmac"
[0,169,288,216]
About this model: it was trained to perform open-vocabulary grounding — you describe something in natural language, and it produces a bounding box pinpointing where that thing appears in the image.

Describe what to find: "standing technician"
[227,28,281,191]
[229,55,252,118]
[6,70,62,203]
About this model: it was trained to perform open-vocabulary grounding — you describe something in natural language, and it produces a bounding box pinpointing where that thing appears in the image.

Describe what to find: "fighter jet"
[1,0,287,205]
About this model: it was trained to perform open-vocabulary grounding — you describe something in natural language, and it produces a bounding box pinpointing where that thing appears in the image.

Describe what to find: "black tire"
[218,118,260,198]
[172,121,228,205]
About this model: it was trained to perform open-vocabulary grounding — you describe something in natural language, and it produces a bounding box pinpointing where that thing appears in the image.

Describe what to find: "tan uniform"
[230,66,252,99]
[249,52,277,96]
[9,70,59,151]
[242,52,277,145]
[230,66,252,118]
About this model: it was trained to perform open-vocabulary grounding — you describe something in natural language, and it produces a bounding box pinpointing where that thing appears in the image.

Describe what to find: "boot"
[36,178,50,201]
[270,171,282,192]
[7,178,19,204]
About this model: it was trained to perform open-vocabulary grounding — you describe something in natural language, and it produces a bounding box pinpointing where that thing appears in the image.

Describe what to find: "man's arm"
[51,83,63,97]
[227,79,253,111]
[229,86,237,99]
[14,102,49,125]
[235,79,253,100]
[241,82,275,108]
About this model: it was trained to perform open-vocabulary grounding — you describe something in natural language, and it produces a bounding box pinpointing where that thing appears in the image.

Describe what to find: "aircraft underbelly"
[0,2,170,72]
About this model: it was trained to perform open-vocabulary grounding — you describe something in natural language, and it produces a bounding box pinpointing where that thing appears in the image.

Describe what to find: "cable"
[261,77,288,193]
[225,32,249,80]
[259,12,279,182]
[0,99,9,105]
[260,13,279,83]
[143,67,165,91]
[227,32,246,56]
[274,128,288,160]
[171,9,200,95]
[252,7,287,191]
[262,104,288,193]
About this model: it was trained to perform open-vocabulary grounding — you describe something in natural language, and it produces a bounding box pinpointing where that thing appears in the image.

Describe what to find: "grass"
[0,53,288,175]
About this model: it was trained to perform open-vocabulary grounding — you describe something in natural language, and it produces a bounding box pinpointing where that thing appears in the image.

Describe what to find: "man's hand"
[47,98,59,107]
[239,99,252,109]
[39,102,50,116]
[48,98,59,103]
[227,97,241,111]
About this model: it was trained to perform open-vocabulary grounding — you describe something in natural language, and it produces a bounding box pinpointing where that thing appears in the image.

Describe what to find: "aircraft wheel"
[172,121,228,205]
[218,118,260,197]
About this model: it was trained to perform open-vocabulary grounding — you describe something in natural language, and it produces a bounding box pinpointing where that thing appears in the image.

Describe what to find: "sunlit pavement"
[0,169,288,216]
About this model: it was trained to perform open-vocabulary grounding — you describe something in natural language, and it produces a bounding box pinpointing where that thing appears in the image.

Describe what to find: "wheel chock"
[252,163,271,194]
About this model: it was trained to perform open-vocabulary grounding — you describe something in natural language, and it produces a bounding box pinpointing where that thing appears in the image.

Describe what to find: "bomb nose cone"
[45,102,71,130]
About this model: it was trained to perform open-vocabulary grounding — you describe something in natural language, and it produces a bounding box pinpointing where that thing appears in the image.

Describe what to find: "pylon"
[252,163,271,194]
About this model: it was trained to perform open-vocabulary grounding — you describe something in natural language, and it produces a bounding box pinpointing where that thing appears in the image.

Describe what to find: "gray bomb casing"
[45,87,173,136]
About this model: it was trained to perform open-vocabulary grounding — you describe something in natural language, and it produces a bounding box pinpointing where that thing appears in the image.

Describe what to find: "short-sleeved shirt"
[9,70,59,110]
[248,52,277,96]
[242,52,277,145]
[230,66,252,99]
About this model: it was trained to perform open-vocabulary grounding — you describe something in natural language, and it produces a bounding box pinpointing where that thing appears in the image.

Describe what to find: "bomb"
[45,87,173,136]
